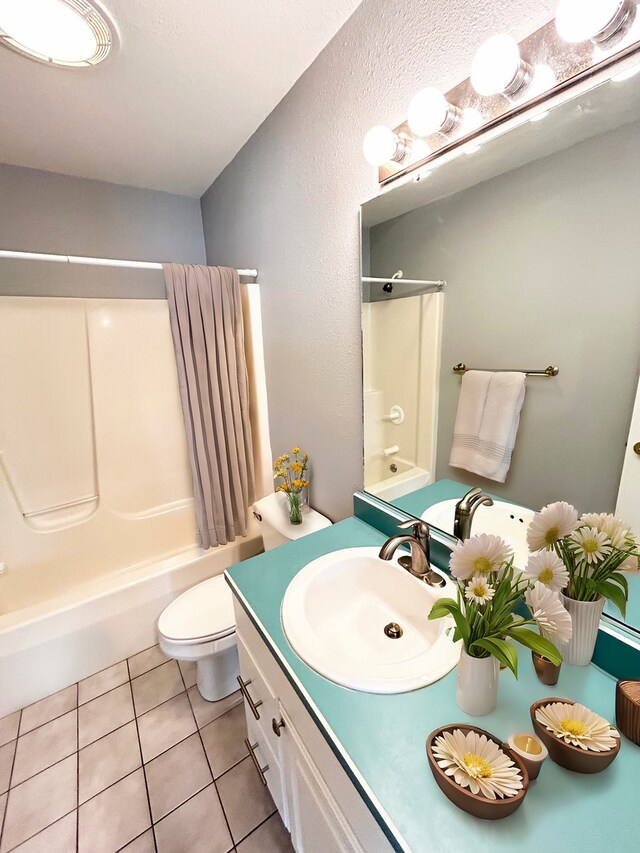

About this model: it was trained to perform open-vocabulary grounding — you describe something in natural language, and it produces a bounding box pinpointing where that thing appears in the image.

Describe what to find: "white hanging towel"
[449,371,527,483]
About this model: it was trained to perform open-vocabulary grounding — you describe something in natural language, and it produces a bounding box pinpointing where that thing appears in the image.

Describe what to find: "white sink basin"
[281,547,460,694]
[422,499,535,569]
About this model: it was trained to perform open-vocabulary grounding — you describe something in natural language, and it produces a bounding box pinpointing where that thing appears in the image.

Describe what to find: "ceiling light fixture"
[407,87,461,136]
[555,0,635,44]
[362,126,408,166]
[470,34,532,96]
[0,0,115,67]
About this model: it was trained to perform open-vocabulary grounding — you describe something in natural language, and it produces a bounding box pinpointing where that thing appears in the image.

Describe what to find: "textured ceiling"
[0,0,363,196]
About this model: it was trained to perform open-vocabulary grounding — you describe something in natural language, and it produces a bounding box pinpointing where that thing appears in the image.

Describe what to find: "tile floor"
[0,646,295,853]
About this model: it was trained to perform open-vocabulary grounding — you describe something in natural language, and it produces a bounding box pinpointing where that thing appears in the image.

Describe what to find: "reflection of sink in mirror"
[422,499,534,569]
[281,547,460,693]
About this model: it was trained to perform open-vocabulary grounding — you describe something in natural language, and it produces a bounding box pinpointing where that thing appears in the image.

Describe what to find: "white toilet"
[158,492,331,701]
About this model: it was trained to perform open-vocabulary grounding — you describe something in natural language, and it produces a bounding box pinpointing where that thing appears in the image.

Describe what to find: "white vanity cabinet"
[233,599,395,853]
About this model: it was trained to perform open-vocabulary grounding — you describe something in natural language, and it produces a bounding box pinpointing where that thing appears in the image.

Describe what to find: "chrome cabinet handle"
[245,738,269,785]
[272,716,285,737]
[236,675,263,720]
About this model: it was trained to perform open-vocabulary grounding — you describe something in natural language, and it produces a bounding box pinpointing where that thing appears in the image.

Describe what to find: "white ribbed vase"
[556,593,605,666]
[456,649,500,716]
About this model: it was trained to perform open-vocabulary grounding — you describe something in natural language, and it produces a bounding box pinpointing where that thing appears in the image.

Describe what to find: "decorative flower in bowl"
[426,724,529,819]
[530,698,620,773]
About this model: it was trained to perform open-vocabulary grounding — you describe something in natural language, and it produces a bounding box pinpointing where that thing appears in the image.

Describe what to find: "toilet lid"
[159,574,235,642]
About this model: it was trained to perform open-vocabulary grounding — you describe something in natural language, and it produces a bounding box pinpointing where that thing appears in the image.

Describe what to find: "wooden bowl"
[426,724,529,820]
[616,680,640,747]
[530,698,621,774]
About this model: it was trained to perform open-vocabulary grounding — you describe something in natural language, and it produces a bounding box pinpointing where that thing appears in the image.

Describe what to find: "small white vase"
[456,649,500,716]
[556,593,605,666]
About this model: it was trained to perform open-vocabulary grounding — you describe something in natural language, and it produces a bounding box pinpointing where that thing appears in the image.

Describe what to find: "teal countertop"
[392,477,469,519]
[226,517,639,853]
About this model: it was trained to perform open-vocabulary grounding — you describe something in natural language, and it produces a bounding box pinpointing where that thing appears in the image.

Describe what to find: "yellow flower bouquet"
[273,447,310,525]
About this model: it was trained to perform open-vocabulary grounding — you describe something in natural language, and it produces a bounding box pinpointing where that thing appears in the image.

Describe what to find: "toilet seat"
[158,574,235,645]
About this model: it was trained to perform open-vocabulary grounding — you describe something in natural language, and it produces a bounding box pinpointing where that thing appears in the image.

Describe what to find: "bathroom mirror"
[361,71,640,635]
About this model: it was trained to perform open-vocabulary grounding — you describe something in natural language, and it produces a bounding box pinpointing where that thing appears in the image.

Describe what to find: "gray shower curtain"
[163,264,255,548]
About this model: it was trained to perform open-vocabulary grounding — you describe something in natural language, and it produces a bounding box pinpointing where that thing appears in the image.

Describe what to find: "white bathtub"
[0,517,263,717]
[367,463,432,503]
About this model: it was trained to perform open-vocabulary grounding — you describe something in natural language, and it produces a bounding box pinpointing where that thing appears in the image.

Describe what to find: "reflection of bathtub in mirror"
[365,458,431,503]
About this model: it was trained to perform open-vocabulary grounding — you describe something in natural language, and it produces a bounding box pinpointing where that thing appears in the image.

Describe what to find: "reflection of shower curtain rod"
[362,276,445,287]
[0,250,257,277]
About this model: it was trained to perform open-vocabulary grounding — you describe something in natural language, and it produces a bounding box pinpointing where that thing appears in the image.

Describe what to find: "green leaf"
[505,626,562,666]
[608,572,629,598]
[429,598,470,647]
[471,637,518,677]
[593,579,627,618]
[428,598,458,620]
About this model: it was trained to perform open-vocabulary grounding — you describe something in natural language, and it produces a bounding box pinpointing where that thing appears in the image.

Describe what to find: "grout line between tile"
[1,804,78,853]
[127,657,158,853]
[18,699,76,739]
[115,826,153,852]
[0,708,20,847]
[180,665,237,849]
[8,725,79,791]
[235,810,280,848]
[213,751,250,782]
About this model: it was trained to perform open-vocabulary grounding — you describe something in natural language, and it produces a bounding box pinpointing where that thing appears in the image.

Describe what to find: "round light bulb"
[0,0,113,66]
[407,87,454,136]
[555,0,631,44]
[362,125,404,166]
[471,34,527,96]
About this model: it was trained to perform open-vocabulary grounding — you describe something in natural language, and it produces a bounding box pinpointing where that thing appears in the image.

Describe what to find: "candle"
[508,732,548,780]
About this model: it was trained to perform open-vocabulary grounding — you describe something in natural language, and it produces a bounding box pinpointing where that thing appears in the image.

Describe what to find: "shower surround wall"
[0,296,199,613]
[199,0,551,520]
[363,293,442,499]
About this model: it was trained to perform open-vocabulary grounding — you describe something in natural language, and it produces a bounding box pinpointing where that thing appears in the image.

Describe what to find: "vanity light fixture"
[366,7,640,185]
[362,125,408,166]
[407,87,461,136]
[470,33,532,96]
[0,0,115,67]
[555,0,635,45]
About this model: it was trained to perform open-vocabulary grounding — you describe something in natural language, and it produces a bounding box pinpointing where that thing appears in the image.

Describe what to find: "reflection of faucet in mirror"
[379,519,445,587]
[453,487,494,541]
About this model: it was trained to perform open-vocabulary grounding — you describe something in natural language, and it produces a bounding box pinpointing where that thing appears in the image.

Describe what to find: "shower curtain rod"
[0,250,258,277]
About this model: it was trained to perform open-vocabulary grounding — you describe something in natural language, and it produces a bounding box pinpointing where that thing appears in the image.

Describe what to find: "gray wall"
[0,164,205,299]
[369,120,640,512]
[200,0,552,521]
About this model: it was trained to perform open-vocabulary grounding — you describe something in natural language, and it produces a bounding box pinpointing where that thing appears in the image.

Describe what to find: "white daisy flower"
[450,533,513,581]
[464,575,495,605]
[525,582,572,644]
[432,728,523,799]
[535,702,619,752]
[527,501,579,551]
[570,527,612,565]
[524,551,569,593]
[580,513,629,549]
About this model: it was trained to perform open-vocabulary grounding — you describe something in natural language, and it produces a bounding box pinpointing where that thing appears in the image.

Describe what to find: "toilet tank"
[253,492,331,551]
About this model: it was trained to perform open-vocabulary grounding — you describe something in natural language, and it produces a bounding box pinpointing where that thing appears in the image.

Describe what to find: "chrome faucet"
[453,487,494,541]
[379,519,445,587]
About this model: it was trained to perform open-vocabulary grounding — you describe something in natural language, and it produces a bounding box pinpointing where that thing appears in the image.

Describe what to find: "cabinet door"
[282,710,364,853]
